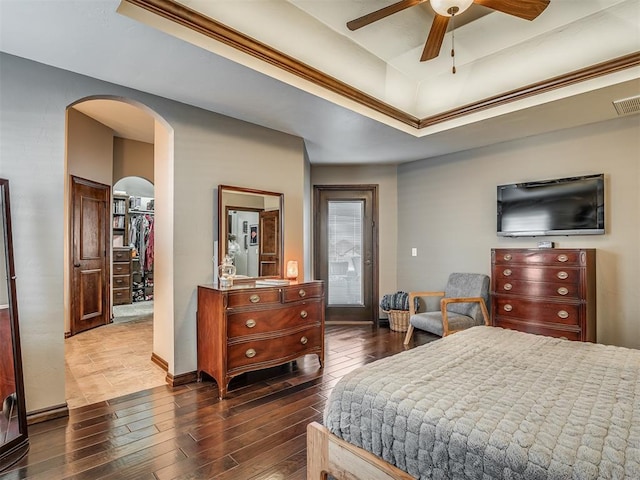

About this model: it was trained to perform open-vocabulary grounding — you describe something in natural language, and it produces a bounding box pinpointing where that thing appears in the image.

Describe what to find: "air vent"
[613,95,640,116]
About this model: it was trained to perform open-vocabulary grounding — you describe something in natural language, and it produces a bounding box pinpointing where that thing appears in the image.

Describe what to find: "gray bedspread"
[324,326,640,479]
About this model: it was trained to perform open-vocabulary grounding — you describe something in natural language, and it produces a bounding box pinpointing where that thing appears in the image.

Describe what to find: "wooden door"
[259,210,280,276]
[314,185,378,323]
[70,176,110,335]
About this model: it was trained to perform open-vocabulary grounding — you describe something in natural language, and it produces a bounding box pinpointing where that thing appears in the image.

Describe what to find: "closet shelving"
[112,194,128,247]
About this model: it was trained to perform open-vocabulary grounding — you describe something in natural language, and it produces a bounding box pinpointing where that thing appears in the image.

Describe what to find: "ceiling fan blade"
[473,0,550,21]
[421,14,450,61]
[347,0,426,31]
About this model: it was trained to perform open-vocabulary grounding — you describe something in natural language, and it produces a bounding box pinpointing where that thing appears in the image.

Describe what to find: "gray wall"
[397,115,640,348]
[0,53,307,412]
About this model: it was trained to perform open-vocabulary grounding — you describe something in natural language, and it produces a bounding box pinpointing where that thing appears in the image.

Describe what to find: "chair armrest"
[440,297,490,335]
[408,291,445,315]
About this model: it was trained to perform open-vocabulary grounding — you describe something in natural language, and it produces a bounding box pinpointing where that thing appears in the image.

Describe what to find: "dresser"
[491,248,596,342]
[197,280,325,399]
[112,247,132,305]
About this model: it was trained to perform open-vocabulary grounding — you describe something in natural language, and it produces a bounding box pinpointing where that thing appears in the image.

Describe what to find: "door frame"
[313,184,379,325]
[69,175,111,336]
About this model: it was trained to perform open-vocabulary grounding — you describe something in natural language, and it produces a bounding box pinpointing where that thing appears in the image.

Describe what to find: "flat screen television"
[497,174,605,237]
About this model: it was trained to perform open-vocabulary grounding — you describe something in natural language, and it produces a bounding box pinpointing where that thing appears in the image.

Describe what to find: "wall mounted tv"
[497,174,605,237]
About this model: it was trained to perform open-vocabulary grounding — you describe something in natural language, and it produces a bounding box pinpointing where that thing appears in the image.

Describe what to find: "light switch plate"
[411,248,417,256]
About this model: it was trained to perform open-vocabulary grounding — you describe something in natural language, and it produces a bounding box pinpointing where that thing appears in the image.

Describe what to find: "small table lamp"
[286,260,299,281]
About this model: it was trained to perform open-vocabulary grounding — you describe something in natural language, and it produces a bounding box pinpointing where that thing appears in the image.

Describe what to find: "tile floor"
[65,301,166,408]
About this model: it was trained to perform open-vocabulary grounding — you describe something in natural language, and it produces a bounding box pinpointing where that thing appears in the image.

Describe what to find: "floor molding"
[27,403,69,425]
[166,371,197,387]
[151,352,168,371]
[326,321,374,325]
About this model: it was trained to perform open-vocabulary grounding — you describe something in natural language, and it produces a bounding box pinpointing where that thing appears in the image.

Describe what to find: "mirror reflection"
[0,190,17,446]
[218,185,283,278]
[0,178,28,471]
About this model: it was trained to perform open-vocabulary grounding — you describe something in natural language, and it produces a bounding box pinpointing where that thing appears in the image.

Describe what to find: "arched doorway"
[63,97,173,408]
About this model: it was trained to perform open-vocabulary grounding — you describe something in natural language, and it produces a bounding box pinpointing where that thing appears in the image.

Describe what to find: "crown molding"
[124,0,640,131]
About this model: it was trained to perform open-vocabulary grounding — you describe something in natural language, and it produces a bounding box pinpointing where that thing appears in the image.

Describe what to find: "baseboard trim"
[27,403,69,425]
[325,321,374,325]
[166,371,197,387]
[151,352,169,371]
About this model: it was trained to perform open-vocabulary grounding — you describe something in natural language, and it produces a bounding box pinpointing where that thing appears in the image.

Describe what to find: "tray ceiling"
[121,0,640,134]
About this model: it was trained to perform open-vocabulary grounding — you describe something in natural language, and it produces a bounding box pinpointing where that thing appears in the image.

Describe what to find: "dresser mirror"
[218,185,283,279]
[0,178,29,471]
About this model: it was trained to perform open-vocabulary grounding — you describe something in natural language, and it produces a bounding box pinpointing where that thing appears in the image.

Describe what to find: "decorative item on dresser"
[112,247,132,305]
[197,280,325,399]
[491,248,596,342]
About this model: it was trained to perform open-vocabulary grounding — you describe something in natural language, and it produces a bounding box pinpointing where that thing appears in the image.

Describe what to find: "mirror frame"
[0,178,29,471]
[218,185,284,279]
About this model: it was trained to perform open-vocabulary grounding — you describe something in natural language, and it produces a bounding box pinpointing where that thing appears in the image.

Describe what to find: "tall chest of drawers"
[197,281,325,399]
[491,248,596,342]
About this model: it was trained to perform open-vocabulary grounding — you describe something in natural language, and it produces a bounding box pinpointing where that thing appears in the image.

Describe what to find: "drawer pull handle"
[245,348,256,358]
[249,294,260,303]
[503,304,513,312]
[300,310,308,319]
[503,254,512,261]
[300,336,308,345]
[245,319,256,328]
[557,310,569,319]
[557,287,569,296]
[557,254,568,263]
[298,289,307,298]
[503,269,512,277]
[557,271,568,280]
[503,283,512,291]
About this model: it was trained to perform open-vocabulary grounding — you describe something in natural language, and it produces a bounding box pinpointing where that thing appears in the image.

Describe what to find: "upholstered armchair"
[403,273,490,345]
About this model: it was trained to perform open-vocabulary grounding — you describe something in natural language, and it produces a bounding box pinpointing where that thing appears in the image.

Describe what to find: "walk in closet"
[128,197,154,303]
[111,186,154,305]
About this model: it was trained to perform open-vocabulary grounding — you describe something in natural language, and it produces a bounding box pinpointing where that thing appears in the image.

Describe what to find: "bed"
[307,326,640,479]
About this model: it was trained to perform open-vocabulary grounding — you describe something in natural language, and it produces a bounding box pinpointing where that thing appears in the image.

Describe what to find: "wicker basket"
[385,309,410,332]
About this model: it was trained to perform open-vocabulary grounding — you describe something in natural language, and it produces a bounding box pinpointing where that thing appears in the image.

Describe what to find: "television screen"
[497,174,605,237]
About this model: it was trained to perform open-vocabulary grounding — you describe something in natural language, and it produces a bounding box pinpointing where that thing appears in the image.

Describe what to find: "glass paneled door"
[314,186,377,323]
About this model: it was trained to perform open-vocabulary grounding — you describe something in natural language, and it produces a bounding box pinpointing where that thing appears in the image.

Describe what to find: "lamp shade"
[431,0,473,16]
[286,260,299,280]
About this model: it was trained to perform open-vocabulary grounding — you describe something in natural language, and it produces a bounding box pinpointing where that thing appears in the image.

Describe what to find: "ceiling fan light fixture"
[431,0,474,16]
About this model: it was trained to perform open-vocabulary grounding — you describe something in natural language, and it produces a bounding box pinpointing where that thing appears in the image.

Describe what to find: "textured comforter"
[324,326,640,479]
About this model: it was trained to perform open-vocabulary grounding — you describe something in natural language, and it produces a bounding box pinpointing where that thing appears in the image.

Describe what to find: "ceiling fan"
[347,0,550,64]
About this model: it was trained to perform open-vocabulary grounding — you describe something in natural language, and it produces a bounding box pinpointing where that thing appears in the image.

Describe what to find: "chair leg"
[403,325,414,345]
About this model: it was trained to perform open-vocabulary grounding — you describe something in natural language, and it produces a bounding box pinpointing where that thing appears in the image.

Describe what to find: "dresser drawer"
[113,275,130,289]
[227,301,322,338]
[113,288,131,305]
[113,262,131,275]
[494,318,581,341]
[113,249,131,262]
[227,326,321,371]
[227,288,281,308]
[493,265,580,284]
[494,296,580,326]
[493,278,580,299]
[493,249,582,266]
[282,283,323,303]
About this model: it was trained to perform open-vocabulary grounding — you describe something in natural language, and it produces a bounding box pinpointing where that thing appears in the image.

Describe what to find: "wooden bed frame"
[307,422,414,480]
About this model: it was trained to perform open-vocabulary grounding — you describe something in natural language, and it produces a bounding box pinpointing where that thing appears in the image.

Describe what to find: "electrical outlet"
[411,248,417,257]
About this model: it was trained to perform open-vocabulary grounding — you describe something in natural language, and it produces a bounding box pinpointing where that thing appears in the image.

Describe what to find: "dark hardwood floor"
[4,325,437,480]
